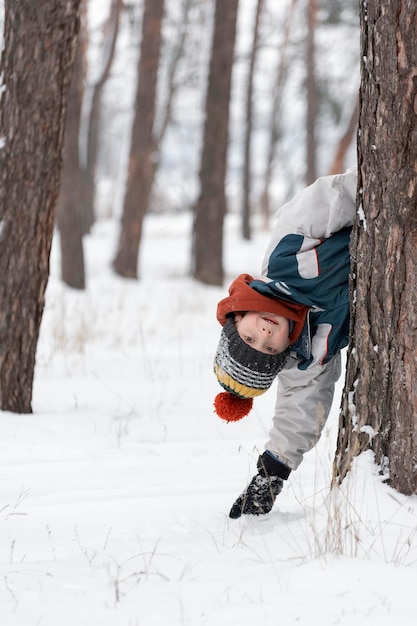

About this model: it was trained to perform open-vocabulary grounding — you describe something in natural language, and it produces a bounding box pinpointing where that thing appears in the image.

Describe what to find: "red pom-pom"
[213,392,253,422]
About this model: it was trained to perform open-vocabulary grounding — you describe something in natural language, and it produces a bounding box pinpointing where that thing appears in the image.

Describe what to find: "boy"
[213,168,357,518]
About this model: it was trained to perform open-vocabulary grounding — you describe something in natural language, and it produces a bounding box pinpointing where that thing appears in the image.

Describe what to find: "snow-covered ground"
[1,213,416,625]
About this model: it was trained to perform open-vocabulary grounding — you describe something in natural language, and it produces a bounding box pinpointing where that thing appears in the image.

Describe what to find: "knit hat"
[213,318,289,422]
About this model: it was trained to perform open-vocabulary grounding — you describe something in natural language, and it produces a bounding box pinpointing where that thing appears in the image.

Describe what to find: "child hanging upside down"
[213,168,357,518]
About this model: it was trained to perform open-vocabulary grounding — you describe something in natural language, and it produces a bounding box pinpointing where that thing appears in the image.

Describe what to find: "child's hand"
[229,452,288,518]
[229,471,283,518]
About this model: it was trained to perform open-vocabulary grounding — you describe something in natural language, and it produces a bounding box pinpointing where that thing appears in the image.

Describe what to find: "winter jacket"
[255,168,357,470]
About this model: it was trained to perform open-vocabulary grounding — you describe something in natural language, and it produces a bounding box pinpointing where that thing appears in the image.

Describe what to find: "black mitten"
[229,452,291,519]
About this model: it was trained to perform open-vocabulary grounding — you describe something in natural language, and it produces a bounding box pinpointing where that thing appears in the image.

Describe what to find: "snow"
[1,213,417,625]
[358,203,367,230]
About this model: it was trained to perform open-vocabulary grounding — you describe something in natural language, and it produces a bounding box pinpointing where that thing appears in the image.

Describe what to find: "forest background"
[4,2,416,626]
[71,0,359,242]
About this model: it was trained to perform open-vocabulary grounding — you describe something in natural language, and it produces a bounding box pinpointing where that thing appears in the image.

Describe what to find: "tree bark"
[0,0,80,413]
[192,0,239,286]
[333,1,417,495]
[113,0,164,279]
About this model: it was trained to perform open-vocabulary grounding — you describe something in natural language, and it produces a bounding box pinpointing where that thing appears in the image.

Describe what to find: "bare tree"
[306,0,318,184]
[192,0,239,286]
[82,0,123,234]
[57,5,87,290]
[333,1,417,495]
[328,97,359,175]
[242,0,264,241]
[260,0,298,225]
[113,0,164,279]
[0,0,81,413]
[154,0,193,158]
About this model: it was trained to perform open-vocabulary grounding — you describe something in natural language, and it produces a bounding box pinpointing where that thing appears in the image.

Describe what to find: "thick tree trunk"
[0,0,80,413]
[333,1,417,495]
[192,0,239,286]
[113,0,164,279]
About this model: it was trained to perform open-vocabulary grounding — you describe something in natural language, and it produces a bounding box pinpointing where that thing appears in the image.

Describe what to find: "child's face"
[234,312,290,355]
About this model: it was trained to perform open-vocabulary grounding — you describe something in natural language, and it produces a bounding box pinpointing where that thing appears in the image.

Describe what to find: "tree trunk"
[154,0,193,158]
[57,16,86,290]
[328,97,359,175]
[242,0,264,241]
[0,0,80,413]
[306,0,317,184]
[333,1,417,495]
[113,0,164,279]
[81,0,122,235]
[192,0,239,286]
[260,0,297,227]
